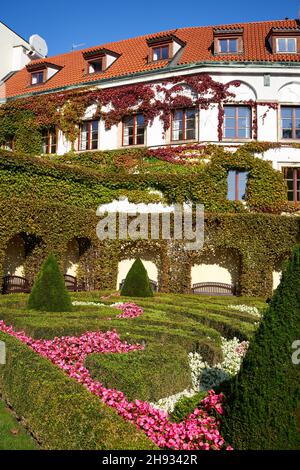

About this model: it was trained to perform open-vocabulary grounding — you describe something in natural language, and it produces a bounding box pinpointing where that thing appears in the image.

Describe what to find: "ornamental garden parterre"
[0,17,300,451]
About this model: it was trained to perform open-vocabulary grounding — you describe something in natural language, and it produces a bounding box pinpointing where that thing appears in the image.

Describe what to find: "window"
[31,71,44,85]
[227,170,248,201]
[79,121,99,151]
[88,58,103,74]
[282,167,300,202]
[276,38,296,53]
[41,128,57,154]
[123,114,145,146]
[224,106,251,139]
[218,38,238,53]
[172,108,196,141]
[152,45,169,61]
[281,106,300,140]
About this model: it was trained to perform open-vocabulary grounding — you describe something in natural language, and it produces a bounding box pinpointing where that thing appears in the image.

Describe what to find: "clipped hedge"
[86,344,192,402]
[222,246,300,449]
[0,331,156,450]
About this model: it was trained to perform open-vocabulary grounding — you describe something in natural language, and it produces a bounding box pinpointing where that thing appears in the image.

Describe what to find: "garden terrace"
[0,292,263,449]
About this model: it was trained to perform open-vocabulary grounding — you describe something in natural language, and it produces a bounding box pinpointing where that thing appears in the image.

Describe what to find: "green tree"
[121,258,153,297]
[222,246,300,449]
[28,253,72,312]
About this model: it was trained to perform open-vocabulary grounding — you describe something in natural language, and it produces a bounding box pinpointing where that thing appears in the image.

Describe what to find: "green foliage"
[28,253,72,312]
[121,258,153,297]
[0,331,156,450]
[222,246,300,449]
[0,400,38,450]
[0,144,289,212]
[86,344,191,402]
[171,391,208,423]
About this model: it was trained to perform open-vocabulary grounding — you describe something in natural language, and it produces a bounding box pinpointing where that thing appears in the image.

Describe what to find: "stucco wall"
[191,263,232,286]
[0,22,30,80]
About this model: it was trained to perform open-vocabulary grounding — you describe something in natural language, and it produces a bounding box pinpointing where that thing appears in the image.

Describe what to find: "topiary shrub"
[222,245,300,449]
[28,253,72,312]
[121,258,153,297]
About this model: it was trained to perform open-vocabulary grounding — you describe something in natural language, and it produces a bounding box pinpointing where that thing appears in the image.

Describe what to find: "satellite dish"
[29,34,48,57]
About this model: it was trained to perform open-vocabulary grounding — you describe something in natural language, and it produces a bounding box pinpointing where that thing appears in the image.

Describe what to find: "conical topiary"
[222,245,300,449]
[28,253,73,312]
[121,258,153,297]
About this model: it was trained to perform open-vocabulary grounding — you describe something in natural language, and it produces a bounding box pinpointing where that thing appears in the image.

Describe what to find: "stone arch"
[226,80,257,101]
[2,234,26,277]
[189,246,242,293]
[2,232,44,283]
[118,241,166,291]
[278,82,300,103]
[117,259,158,290]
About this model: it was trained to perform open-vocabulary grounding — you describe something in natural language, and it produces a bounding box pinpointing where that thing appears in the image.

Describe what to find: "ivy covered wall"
[0,197,299,297]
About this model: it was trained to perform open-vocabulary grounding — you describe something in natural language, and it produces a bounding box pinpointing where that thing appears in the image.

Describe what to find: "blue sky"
[2,0,300,56]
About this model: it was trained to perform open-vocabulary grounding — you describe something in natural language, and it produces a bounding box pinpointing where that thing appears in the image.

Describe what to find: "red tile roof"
[4,19,300,98]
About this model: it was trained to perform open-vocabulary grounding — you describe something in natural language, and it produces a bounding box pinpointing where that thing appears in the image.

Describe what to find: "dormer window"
[276,37,296,53]
[219,38,238,54]
[26,61,62,86]
[146,34,185,63]
[213,28,243,55]
[153,45,169,61]
[83,48,120,75]
[88,58,103,74]
[268,27,300,54]
[31,71,44,85]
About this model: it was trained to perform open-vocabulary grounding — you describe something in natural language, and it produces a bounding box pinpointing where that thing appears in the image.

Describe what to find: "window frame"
[218,38,238,54]
[223,105,252,140]
[41,128,58,154]
[151,44,170,61]
[280,105,300,141]
[276,37,297,54]
[282,166,300,202]
[31,70,45,86]
[171,107,197,142]
[78,120,99,151]
[122,114,146,147]
[87,57,104,75]
[227,170,249,201]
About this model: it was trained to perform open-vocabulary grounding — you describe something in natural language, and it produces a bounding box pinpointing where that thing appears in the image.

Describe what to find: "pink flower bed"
[115,302,144,319]
[0,302,232,450]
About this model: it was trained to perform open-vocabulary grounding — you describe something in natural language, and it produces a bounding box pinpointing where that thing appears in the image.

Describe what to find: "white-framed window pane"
[229,38,237,52]
[287,38,296,52]
[80,123,88,150]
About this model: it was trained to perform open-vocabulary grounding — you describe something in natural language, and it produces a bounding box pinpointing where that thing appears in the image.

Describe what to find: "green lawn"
[0,400,38,450]
[0,292,265,404]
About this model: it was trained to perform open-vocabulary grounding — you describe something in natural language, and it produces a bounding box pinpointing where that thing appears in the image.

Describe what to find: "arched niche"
[3,234,26,277]
[226,81,257,101]
[117,258,158,290]
[190,247,241,291]
[278,82,300,103]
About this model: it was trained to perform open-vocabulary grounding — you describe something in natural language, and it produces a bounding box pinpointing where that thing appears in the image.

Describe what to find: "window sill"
[222,138,253,142]
[170,139,198,145]
[122,144,146,148]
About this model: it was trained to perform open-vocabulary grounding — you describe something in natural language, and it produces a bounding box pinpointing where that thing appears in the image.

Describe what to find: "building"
[3,19,300,179]
[0,21,32,81]
[2,18,300,295]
